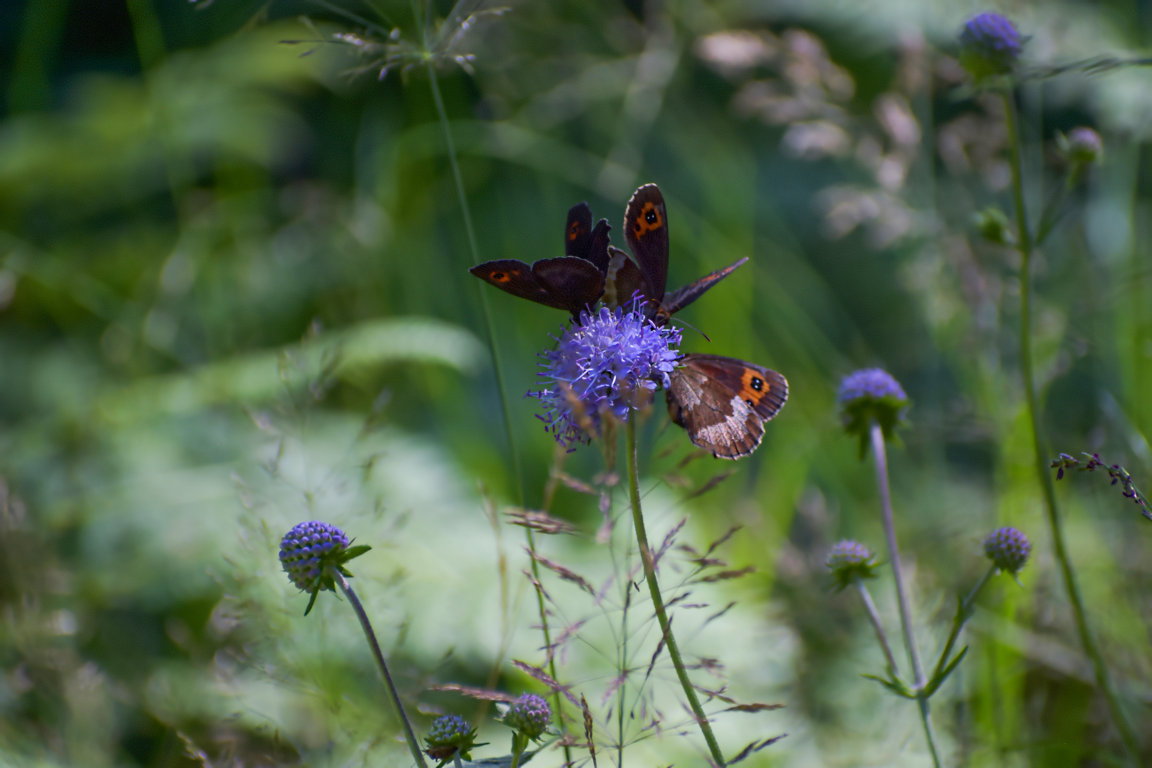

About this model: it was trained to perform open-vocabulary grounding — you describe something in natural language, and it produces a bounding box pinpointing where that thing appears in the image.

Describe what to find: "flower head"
[959,12,1023,82]
[826,539,879,592]
[837,368,910,457]
[503,693,552,741]
[279,521,370,615]
[1058,127,1103,167]
[983,526,1031,574]
[530,304,682,448]
[424,714,482,765]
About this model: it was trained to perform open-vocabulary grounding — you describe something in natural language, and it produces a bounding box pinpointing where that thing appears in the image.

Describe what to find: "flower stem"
[334,572,427,768]
[853,579,902,679]
[930,566,993,684]
[625,415,726,766]
[869,422,941,768]
[1001,91,1139,763]
[422,27,572,764]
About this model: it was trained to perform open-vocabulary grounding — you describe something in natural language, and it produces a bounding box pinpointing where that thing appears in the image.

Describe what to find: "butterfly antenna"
[671,316,712,344]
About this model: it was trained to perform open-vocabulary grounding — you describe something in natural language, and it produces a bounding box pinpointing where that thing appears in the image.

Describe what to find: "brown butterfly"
[469,202,610,315]
[667,354,788,459]
[606,183,748,322]
[614,184,788,459]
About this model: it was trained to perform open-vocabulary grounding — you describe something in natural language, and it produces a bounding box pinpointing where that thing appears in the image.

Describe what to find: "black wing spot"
[751,376,764,391]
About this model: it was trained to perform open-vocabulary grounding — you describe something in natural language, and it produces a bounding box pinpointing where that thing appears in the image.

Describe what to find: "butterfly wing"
[666,353,788,459]
[624,184,669,304]
[469,259,562,308]
[584,218,612,274]
[566,202,612,274]
[531,256,605,313]
[565,203,593,258]
[659,257,749,319]
[603,245,656,313]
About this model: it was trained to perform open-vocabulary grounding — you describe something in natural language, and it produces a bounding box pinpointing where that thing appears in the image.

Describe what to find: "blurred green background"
[1,1,1150,766]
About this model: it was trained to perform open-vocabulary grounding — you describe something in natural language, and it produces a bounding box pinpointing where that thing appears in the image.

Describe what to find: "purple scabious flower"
[424,714,481,763]
[503,693,552,740]
[279,521,370,615]
[959,12,1022,81]
[530,304,682,448]
[1059,127,1103,166]
[837,368,910,456]
[983,526,1031,574]
[826,539,878,592]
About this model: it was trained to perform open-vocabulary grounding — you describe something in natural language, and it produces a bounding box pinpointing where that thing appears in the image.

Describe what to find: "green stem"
[617,573,630,766]
[930,566,993,683]
[421,27,573,763]
[869,423,941,768]
[1001,91,1139,764]
[853,579,902,679]
[335,573,428,768]
[508,732,529,768]
[625,416,726,765]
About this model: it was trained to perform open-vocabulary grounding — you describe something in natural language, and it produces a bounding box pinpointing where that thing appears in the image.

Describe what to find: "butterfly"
[469,202,611,316]
[606,183,748,322]
[613,184,788,459]
[666,354,788,460]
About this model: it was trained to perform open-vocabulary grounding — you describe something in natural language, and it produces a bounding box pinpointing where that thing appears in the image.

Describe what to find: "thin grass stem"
[1001,90,1140,764]
[625,415,726,766]
[418,10,573,758]
[869,422,941,767]
[334,572,428,768]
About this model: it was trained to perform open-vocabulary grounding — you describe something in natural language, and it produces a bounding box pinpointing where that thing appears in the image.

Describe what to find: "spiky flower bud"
[838,368,910,457]
[280,521,349,591]
[1058,127,1102,167]
[959,12,1022,82]
[278,521,370,615]
[826,539,878,592]
[503,693,551,741]
[424,715,480,763]
[983,526,1031,574]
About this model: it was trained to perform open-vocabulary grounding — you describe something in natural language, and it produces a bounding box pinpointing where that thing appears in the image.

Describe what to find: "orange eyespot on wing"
[632,201,665,238]
[469,260,557,308]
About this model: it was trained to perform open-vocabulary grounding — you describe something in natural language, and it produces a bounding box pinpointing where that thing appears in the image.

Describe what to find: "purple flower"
[503,693,552,740]
[1060,127,1102,165]
[424,714,480,763]
[826,539,878,592]
[983,527,1031,574]
[959,13,1022,81]
[530,304,682,448]
[279,521,370,615]
[837,368,910,455]
[280,521,350,591]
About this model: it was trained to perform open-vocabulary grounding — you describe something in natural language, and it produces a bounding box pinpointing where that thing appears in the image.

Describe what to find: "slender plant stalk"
[617,570,632,766]
[1001,91,1140,763]
[335,572,428,768]
[869,423,941,768]
[929,567,993,683]
[854,580,902,678]
[418,7,573,759]
[625,416,726,766]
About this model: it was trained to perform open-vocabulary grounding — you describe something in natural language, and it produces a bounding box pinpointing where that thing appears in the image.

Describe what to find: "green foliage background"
[1,1,1149,766]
